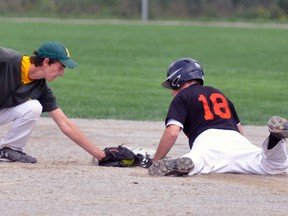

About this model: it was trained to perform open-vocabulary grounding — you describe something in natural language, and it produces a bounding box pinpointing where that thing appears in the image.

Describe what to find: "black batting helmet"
[161,58,204,90]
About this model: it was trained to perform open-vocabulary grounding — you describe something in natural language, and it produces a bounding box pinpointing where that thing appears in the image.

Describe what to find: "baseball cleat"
[148,157,194,176]
[268,116,288,139]
[0,147,37,163]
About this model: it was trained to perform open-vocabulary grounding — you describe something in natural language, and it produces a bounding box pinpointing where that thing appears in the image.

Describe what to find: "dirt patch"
[0,118,287,216]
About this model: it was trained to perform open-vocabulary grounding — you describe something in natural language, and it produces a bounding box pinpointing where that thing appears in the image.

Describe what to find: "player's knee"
[23,100,43,119]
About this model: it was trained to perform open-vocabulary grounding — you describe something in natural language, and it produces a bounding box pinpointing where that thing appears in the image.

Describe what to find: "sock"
[268,134,281,150]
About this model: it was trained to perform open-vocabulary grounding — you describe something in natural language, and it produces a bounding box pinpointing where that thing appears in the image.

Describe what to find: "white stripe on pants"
[0,100,42,151]
[182,129,288,175]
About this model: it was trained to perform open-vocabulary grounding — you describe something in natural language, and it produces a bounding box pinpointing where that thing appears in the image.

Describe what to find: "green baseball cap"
[37,41,78,68]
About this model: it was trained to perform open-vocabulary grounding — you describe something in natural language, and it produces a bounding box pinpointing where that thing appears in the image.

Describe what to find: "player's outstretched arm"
[48,108,105,160]
[153,124,181,163]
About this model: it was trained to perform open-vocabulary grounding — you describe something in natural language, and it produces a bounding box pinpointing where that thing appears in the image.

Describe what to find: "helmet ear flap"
[171,75,181,89]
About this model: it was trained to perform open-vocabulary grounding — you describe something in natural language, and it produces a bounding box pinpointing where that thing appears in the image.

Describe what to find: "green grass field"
[1,19,287,125]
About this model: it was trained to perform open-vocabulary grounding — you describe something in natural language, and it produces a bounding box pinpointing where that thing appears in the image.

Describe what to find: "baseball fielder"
[0,42,107,163]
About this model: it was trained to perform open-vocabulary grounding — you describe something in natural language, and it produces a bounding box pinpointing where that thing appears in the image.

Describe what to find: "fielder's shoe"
[0,147,37,163]
[148,157,194,176]
[268,116,288,139]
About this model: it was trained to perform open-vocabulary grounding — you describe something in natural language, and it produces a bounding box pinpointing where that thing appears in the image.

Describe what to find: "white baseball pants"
[183,129,288,175]
[0,100,42,151]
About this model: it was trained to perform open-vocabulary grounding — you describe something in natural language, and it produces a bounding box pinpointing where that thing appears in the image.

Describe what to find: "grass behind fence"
[1,19,287,125]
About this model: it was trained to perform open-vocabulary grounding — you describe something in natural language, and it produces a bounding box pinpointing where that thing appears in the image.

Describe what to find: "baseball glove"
[98,145,137,167]
[97,145,152,168]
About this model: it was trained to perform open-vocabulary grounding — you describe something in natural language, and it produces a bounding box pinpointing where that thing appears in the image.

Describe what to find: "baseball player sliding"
[148,58,288,176]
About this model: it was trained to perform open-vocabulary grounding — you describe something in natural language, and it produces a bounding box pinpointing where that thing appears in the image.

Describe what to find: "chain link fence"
[1,0,288,22]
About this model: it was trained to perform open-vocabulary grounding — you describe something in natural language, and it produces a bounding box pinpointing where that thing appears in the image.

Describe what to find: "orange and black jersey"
[0,47,58,112]
[166,84,240,149]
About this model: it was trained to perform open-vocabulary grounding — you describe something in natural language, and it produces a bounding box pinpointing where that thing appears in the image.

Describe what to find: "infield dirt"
[1,118,288,216]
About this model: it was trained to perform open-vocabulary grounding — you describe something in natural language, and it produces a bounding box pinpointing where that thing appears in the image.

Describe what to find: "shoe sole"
[268,116,288,138]
[148,157,194,176]
[0,158,13,162]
